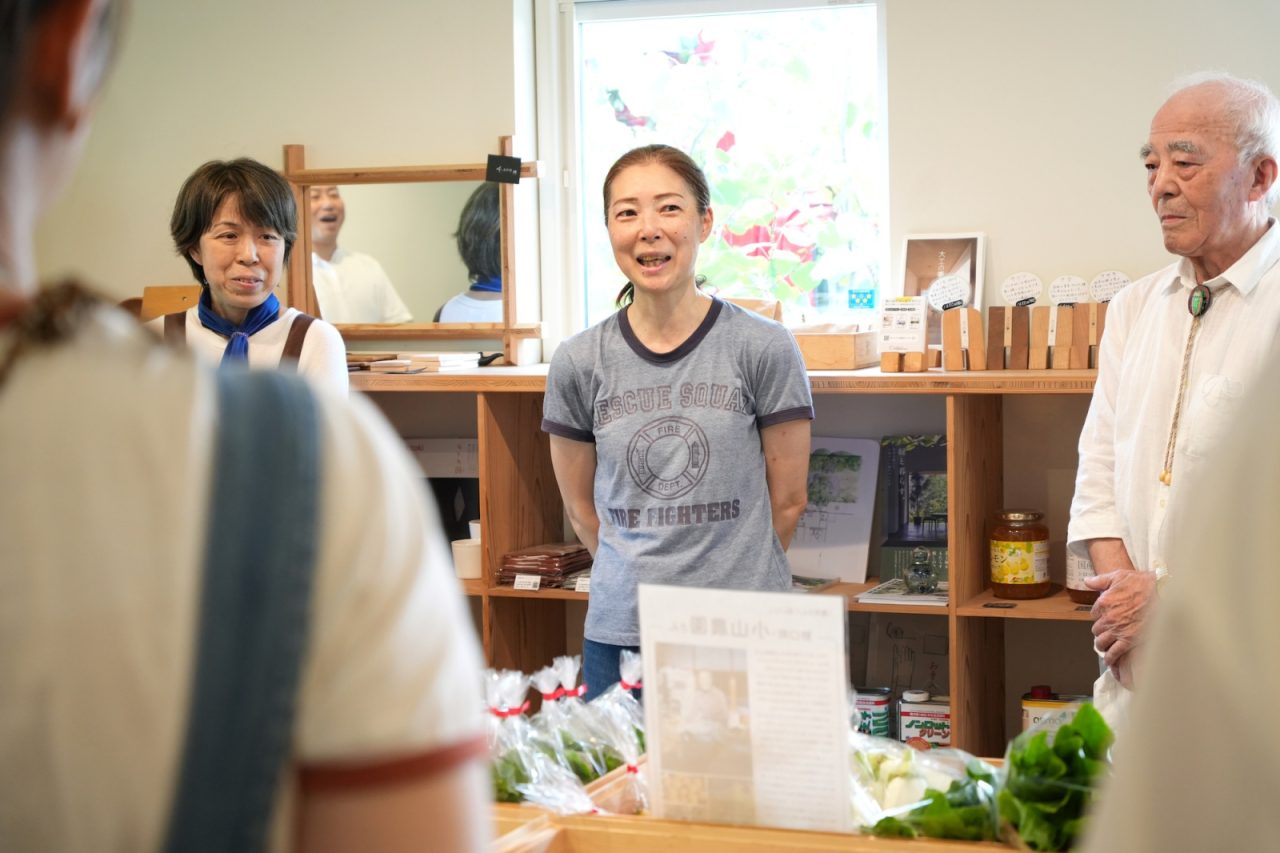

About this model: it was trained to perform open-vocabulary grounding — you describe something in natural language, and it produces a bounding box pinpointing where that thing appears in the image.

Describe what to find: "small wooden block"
[1050,306,1073,370]
[966,308,987,372]
[942,309,966,371]
[1070,303,1092,369]
[880,352,902,373]
[1009,306,1030,369]
[903,351,929,372]
[1029,306,1051,370]
[986,306,1006,370]
[928,348,942,368]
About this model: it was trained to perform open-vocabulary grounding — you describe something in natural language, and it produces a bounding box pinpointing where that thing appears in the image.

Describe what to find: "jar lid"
[997,509,1044,522]
[902,689,930,702]
[1029,684,1053,700]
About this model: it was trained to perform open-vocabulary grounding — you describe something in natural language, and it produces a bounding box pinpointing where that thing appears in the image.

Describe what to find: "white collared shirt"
[1068,219,1280,721]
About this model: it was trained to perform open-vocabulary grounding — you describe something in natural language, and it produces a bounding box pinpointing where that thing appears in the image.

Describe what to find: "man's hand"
[1085,568,1157,680]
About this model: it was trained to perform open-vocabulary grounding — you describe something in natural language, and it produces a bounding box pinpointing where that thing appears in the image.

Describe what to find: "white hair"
[1168,71,1280,206]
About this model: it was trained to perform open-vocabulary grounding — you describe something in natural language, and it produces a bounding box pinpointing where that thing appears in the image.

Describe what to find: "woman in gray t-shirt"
[542,144,814,699]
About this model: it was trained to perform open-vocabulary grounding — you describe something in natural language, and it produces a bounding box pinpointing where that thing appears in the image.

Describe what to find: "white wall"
[36,0,526,299]
[885,0,1280,305]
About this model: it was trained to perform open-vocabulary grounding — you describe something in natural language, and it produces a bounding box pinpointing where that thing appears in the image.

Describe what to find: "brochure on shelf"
[637,584,851,834]
[788,437,880,583]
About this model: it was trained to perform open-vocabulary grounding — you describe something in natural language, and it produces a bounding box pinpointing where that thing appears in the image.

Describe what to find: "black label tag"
[1075,605,1092,612]
[983,602,1016,609]
[1058,301,1077,308]
[486,154,522,184]
[941,299,964,311]
[1014,297,1037,307]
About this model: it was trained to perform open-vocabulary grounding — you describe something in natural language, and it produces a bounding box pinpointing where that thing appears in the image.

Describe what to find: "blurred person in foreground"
[0,1,489,851]
[1082,345,1280,851]
[1068,71,1280,726]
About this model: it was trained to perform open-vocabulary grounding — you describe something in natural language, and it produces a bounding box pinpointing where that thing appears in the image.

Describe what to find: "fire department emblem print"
[627,416,710,499]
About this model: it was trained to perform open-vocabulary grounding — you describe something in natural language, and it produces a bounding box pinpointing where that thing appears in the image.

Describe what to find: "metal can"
[1021,685,1088,735]
[898,690,951,748]
[854,687,894,737]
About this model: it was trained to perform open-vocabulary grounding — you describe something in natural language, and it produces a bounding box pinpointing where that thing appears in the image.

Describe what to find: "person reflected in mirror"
[541,144,814,699]
[168,160,349,395]
[0,1,490,851]
[309,185,413,324]
[436,182,503,323]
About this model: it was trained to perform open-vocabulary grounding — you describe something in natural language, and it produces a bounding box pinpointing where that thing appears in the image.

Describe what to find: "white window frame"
[535,0,886,352]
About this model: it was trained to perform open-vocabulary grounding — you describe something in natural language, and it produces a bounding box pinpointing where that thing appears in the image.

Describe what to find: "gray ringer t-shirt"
[542,297,814,646]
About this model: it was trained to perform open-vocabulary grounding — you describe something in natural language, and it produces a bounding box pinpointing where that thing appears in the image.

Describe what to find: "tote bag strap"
[162,369,322,853]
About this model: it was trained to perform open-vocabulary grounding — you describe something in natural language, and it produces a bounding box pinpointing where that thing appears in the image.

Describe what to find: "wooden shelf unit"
[354,365,1096,756]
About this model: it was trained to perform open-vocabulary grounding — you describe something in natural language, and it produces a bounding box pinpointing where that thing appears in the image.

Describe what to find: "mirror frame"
[282,136,542,365]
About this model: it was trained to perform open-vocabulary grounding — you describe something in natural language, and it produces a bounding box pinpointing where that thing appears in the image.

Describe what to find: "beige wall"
[885,0,1280,305]
[36,0,526,299]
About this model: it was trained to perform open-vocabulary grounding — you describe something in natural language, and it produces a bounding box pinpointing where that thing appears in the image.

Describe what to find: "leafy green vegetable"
[997,702,1114,851]
[870,761,998,841]
[492,749,531,803]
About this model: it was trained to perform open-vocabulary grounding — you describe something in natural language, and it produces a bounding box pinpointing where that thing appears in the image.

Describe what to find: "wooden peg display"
[1050,305,1073,370]
[1070,303,1092,369]
[1008,306,1030,369]
[1091,302,1108,368]
[1029,306,1051,369]
[942,307,986,371]
[986,306,1006,370]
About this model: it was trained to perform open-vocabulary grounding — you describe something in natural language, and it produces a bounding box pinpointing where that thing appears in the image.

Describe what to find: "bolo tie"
[1158,282,1213,486]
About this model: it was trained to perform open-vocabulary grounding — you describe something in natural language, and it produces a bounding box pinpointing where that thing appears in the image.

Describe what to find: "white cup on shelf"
[468,519,481,541]
[451,538,481,579]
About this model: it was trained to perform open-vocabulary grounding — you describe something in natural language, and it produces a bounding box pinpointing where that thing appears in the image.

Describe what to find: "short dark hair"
[170,158,298,285]
[454,182,501,283]
[0,0,124,123]
[602,144,711,307]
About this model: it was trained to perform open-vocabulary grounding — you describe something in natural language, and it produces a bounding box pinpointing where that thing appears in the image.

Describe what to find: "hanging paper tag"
[1001,272,1043,308]
[1049,275,1088,307]
[927,274,970,311]
[1089,270,1130,303]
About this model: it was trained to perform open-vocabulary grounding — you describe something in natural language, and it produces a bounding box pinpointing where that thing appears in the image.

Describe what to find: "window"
[560,0,885,329]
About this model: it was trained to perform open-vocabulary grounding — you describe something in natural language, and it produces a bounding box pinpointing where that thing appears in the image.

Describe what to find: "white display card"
[404,437,479,477]
[513,574,541,591]
[1049,274,1088,306]
[878,296,928,353]
[926,273,970,310]
[1001,272,1043,307]
[1089,270,1131,303]
[639,585,851,833]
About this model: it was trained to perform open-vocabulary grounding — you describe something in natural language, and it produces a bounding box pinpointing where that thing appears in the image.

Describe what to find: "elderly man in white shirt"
[309,185,414,324]
[1068,71,1280,727]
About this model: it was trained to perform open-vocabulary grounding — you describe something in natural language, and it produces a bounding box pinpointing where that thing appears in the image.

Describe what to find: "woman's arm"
[549,435,600,556]
[761,418,812,550]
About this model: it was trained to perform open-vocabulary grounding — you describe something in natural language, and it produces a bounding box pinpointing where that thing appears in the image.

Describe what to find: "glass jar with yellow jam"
[990,509,1051,600]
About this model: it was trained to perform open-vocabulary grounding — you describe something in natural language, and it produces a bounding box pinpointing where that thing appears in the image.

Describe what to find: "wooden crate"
[794,332,878,370]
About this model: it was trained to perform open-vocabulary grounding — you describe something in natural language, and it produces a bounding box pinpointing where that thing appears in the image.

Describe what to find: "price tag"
[1001,272,1042,307]
[927,274,970,311]
[983,601,1016,609]
[1074,605,1092,613]
[574,576,592,593]
[513,574,541,591]
[879,296,928,352]
[486,154,522,184]
[1049,275,1088,306]
[1089,270,1130,303]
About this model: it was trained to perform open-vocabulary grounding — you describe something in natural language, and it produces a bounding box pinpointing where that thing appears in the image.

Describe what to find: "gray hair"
[1168,71,1280,205]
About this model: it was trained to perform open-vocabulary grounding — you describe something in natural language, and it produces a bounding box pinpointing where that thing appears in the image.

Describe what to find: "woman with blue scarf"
[435,182,503,323]
[168,159,348,395]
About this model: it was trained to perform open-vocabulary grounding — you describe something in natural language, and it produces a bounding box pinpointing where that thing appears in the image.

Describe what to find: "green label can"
[855,687,893,737]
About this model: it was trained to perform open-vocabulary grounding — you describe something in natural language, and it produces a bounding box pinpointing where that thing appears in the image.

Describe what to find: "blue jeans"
[582,638,641,702]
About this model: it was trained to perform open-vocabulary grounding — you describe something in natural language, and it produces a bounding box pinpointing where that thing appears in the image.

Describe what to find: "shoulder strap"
[281,313,317,368]
[165,310,187,345]
[162,370,322,853]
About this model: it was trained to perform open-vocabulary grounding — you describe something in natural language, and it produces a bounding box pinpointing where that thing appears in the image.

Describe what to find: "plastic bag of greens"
[997,701,1113,851]
[529,657,621,785]
[589,649,645,753]
[485,669,535,803]
[849,730,999,841]
[515,748,600,816]
[590,697,648,814]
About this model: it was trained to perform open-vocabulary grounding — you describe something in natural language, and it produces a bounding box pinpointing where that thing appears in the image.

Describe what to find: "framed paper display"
[788,437,881,583]
[900,233,987,345]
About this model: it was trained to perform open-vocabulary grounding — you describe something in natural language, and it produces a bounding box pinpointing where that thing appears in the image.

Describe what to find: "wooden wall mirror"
[282,137,542,365]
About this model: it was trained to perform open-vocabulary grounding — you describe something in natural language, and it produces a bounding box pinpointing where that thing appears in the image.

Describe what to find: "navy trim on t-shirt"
[618,296,723,364]
[541,417,595,443]
[758,403,816,428]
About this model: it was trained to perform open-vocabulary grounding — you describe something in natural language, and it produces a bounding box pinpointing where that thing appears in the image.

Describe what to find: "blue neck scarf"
[469,275,502,294]
[198,288,281,366]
